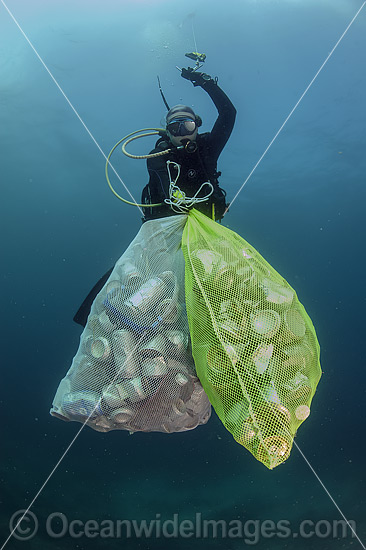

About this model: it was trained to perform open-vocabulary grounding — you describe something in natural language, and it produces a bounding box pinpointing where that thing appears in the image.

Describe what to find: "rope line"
[0,0,143,215]
[1,2,365,549]
[225,1,366,214]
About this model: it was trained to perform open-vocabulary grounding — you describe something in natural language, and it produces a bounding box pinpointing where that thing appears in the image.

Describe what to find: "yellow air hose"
[106,128,216,219]
[105,128,173,207]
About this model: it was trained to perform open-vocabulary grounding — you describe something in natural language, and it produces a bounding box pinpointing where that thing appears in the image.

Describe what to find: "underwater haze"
[1,0,366,549]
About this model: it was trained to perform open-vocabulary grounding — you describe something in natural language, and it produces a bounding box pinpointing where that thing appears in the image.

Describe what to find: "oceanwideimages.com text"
[8,510,357,545]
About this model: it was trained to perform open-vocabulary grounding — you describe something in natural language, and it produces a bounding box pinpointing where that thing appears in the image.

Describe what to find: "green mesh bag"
[182,209,322,469]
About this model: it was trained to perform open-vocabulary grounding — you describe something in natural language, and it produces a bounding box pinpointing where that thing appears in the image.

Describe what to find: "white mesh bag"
[50,215,211,433]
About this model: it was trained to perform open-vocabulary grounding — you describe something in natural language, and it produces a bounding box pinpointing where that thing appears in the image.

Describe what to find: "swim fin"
[73,267,113,327]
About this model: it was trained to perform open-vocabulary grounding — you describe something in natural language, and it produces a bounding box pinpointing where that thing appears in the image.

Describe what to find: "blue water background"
[1,0,365,548]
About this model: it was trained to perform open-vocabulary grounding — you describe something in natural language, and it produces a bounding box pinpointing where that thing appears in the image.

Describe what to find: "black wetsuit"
[141,79,236,222]
[73,79,236,327]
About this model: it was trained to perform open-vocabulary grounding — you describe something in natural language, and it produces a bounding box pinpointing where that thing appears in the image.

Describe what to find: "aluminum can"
[261,278,294,309]
[110,407,134,424]
[90,337,111,361]
[252,343,274,374]
[113,329,137,354]
[117,377,149,403]
[218,318,244,341]
[225,400,250,425]
[191,249,221,279]
[124,277,167,316]
[84,336,111,361]
[165,330,189,357]
[283,341,315,373]
[119,259,143,290]
[250,309,281,339]
[212,262,238,293]
[102,385,126,409]
[283,309,306,341]
[206,345,231,388]
[93,415,112,432]
[171,398,187,417]
[256,433,292,468]
[295,404,310,421]
[98,310,117,333]
[141,357,168,378]
[62,391,102,420]
[156,299,181,324]
[139,335,166,357]
[282,372,312,405]
[75,355,94,375]
[234,422,257,446]
[87,314,100,333]
[174,373,189,387]
[273,403,291,425]
[236,264,254,284]
[262,383,281,405]
[113,330,140,378]
[106,280,123,294]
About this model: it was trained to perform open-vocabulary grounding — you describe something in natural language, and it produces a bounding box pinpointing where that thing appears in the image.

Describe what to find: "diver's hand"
[181,67,212,87]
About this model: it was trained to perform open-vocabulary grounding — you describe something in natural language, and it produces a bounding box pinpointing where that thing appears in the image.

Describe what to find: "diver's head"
[165,104,200,146]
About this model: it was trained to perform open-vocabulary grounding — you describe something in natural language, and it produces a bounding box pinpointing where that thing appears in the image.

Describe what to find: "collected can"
[93,415,112,432]
[256,433,292,469]
[212,262,238,292]
[252,343,274,374]
[174,373,189,387]
[295,404,310,421]
[117,377,150,403]
[113,330,140,378]
[225,400,251,426]
[156,299,181,324]
[219,318,245,342]
[171,398,187,417]
[123,276,168,317]
[165,330,189,357]
[282,372,312,405]
[62,391,102,420]
[102,385,126,409]
[262,383,281,405]
[207,345,232,388]
[283,309,306,341]
[268,403,292,427]
[141,356,168,378]
[261,278,294,308]
[84,336,111,361]
[234,422,257,446]
[191,249,221,279]
[110,407,134,425]
[139,335,166,357]
[283,341,315,373]
[250,309,281,339]
[119,259,143,290]
[236,264,254,285]
[106,280,123,294]
[98,310,117,333]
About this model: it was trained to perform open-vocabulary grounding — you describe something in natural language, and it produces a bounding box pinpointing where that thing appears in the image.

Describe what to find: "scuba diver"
[141,65,236,222]
[74,56,236,327]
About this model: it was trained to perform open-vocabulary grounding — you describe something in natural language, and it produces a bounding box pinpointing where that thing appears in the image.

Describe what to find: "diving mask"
[167,117,197,137]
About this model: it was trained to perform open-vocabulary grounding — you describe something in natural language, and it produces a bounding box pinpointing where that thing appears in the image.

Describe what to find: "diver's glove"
[181,67,213,87]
